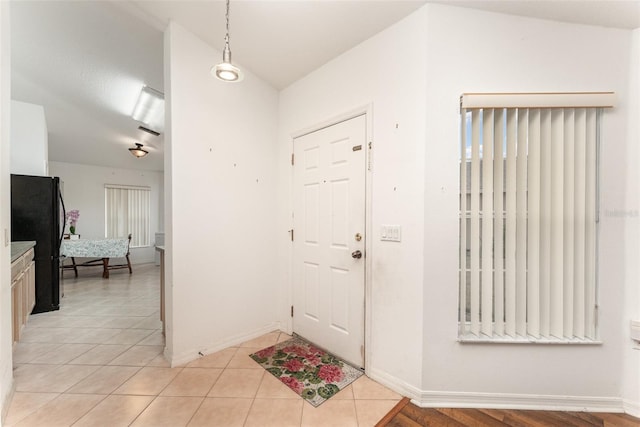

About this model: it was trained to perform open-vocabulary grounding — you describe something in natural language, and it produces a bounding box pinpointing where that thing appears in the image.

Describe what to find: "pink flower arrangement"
[66,210,80,234]
[283,358,304,372]
[317,364,344,383]
[280,376,303,394]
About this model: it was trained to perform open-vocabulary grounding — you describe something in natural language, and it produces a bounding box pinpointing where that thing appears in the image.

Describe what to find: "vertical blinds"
[459,92,613,342]
[105,185,150,247]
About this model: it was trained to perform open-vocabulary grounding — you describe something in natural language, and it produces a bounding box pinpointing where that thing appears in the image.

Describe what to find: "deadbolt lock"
[355,233,362,242]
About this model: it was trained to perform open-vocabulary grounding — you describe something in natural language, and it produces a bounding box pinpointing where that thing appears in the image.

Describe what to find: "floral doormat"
[250,336,364,407]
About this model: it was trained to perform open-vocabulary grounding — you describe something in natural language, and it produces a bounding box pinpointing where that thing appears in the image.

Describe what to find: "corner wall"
[622,27,640,418]
[279,2,637,410]
[0,1,12,422]
[48,161,163,264]
[421,4,634,409]
[277,8,429,395]
[164,22,280,365]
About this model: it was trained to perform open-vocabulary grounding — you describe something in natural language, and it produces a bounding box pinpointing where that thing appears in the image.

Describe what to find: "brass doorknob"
[351,250,362,259]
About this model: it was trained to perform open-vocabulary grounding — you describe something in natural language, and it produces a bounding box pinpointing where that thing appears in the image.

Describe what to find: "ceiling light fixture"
[211,0,243,82]
[131,86,164,132]
[129,143,149,158]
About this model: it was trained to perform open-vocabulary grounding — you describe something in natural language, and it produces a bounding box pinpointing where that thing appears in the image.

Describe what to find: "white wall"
[0,1,12,423]
[164,22,280,365]
[10,100,47,176]
[278,2,637,411]
[420,4,635,409]
[622,27,640,418]
[277,8,429,395]
[48,161,163,264]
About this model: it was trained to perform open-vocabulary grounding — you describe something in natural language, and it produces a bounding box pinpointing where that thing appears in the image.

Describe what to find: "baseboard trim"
[623,398,640,418]
[169,323,281,367]
[360,367,637,416]
[412,390,625,413]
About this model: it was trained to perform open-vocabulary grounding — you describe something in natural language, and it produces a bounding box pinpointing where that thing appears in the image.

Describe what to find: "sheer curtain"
[105,185,150,247]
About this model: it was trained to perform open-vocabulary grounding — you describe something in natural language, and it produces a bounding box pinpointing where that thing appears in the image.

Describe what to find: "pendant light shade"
[212,0,243,82]
[213,48,243,82]
[129,143,148,158]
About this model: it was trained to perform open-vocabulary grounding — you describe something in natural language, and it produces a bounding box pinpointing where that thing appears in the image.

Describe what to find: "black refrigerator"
[11,174,66,313]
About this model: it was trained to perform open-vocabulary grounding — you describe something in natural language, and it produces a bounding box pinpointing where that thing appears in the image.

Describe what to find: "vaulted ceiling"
[10,1,640,172]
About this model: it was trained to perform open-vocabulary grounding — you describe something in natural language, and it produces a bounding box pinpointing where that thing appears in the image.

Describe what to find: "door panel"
[304,262,320,320]
[293,115,366,368]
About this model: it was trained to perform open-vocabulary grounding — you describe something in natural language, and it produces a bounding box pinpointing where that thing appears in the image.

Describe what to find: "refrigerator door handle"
[59,187,66,249]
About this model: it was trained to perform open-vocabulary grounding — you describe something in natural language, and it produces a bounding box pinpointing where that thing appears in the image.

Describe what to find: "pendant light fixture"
[212,0,243,82]
[129,143,148,158]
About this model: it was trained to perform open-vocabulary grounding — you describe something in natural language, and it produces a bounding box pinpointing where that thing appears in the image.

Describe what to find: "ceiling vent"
[138,125,160,136]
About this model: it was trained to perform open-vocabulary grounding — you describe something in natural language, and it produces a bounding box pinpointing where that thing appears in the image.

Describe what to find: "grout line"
[67,393,110,426]
[184,396,207,426]
[202,366,224,398]
[243,394,257,427]
[125,394,157,426]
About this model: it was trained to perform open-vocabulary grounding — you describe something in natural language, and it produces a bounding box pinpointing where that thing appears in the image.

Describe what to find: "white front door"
[292,114,366,368]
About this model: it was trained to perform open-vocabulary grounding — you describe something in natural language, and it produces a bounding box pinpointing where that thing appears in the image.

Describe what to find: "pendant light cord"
[224,0,231,50]
[221,0,232,63]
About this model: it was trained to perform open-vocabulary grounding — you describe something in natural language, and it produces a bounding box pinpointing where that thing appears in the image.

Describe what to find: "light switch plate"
[381,225,401,242]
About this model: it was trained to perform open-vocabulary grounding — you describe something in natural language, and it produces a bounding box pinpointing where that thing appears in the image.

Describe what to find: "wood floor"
[376,398,640,426]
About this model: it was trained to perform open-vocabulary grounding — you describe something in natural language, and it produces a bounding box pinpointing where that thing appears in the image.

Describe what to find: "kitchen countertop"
[11,241,36,263]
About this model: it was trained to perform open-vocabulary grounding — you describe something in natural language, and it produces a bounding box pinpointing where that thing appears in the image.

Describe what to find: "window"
[458,92,614,343]
[105,185,151,248]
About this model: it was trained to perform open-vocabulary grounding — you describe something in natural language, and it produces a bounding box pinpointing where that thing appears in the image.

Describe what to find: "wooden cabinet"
[11,248,35,345]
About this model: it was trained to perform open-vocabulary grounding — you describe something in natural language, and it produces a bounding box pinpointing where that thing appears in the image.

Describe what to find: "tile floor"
[6,263,402,426]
